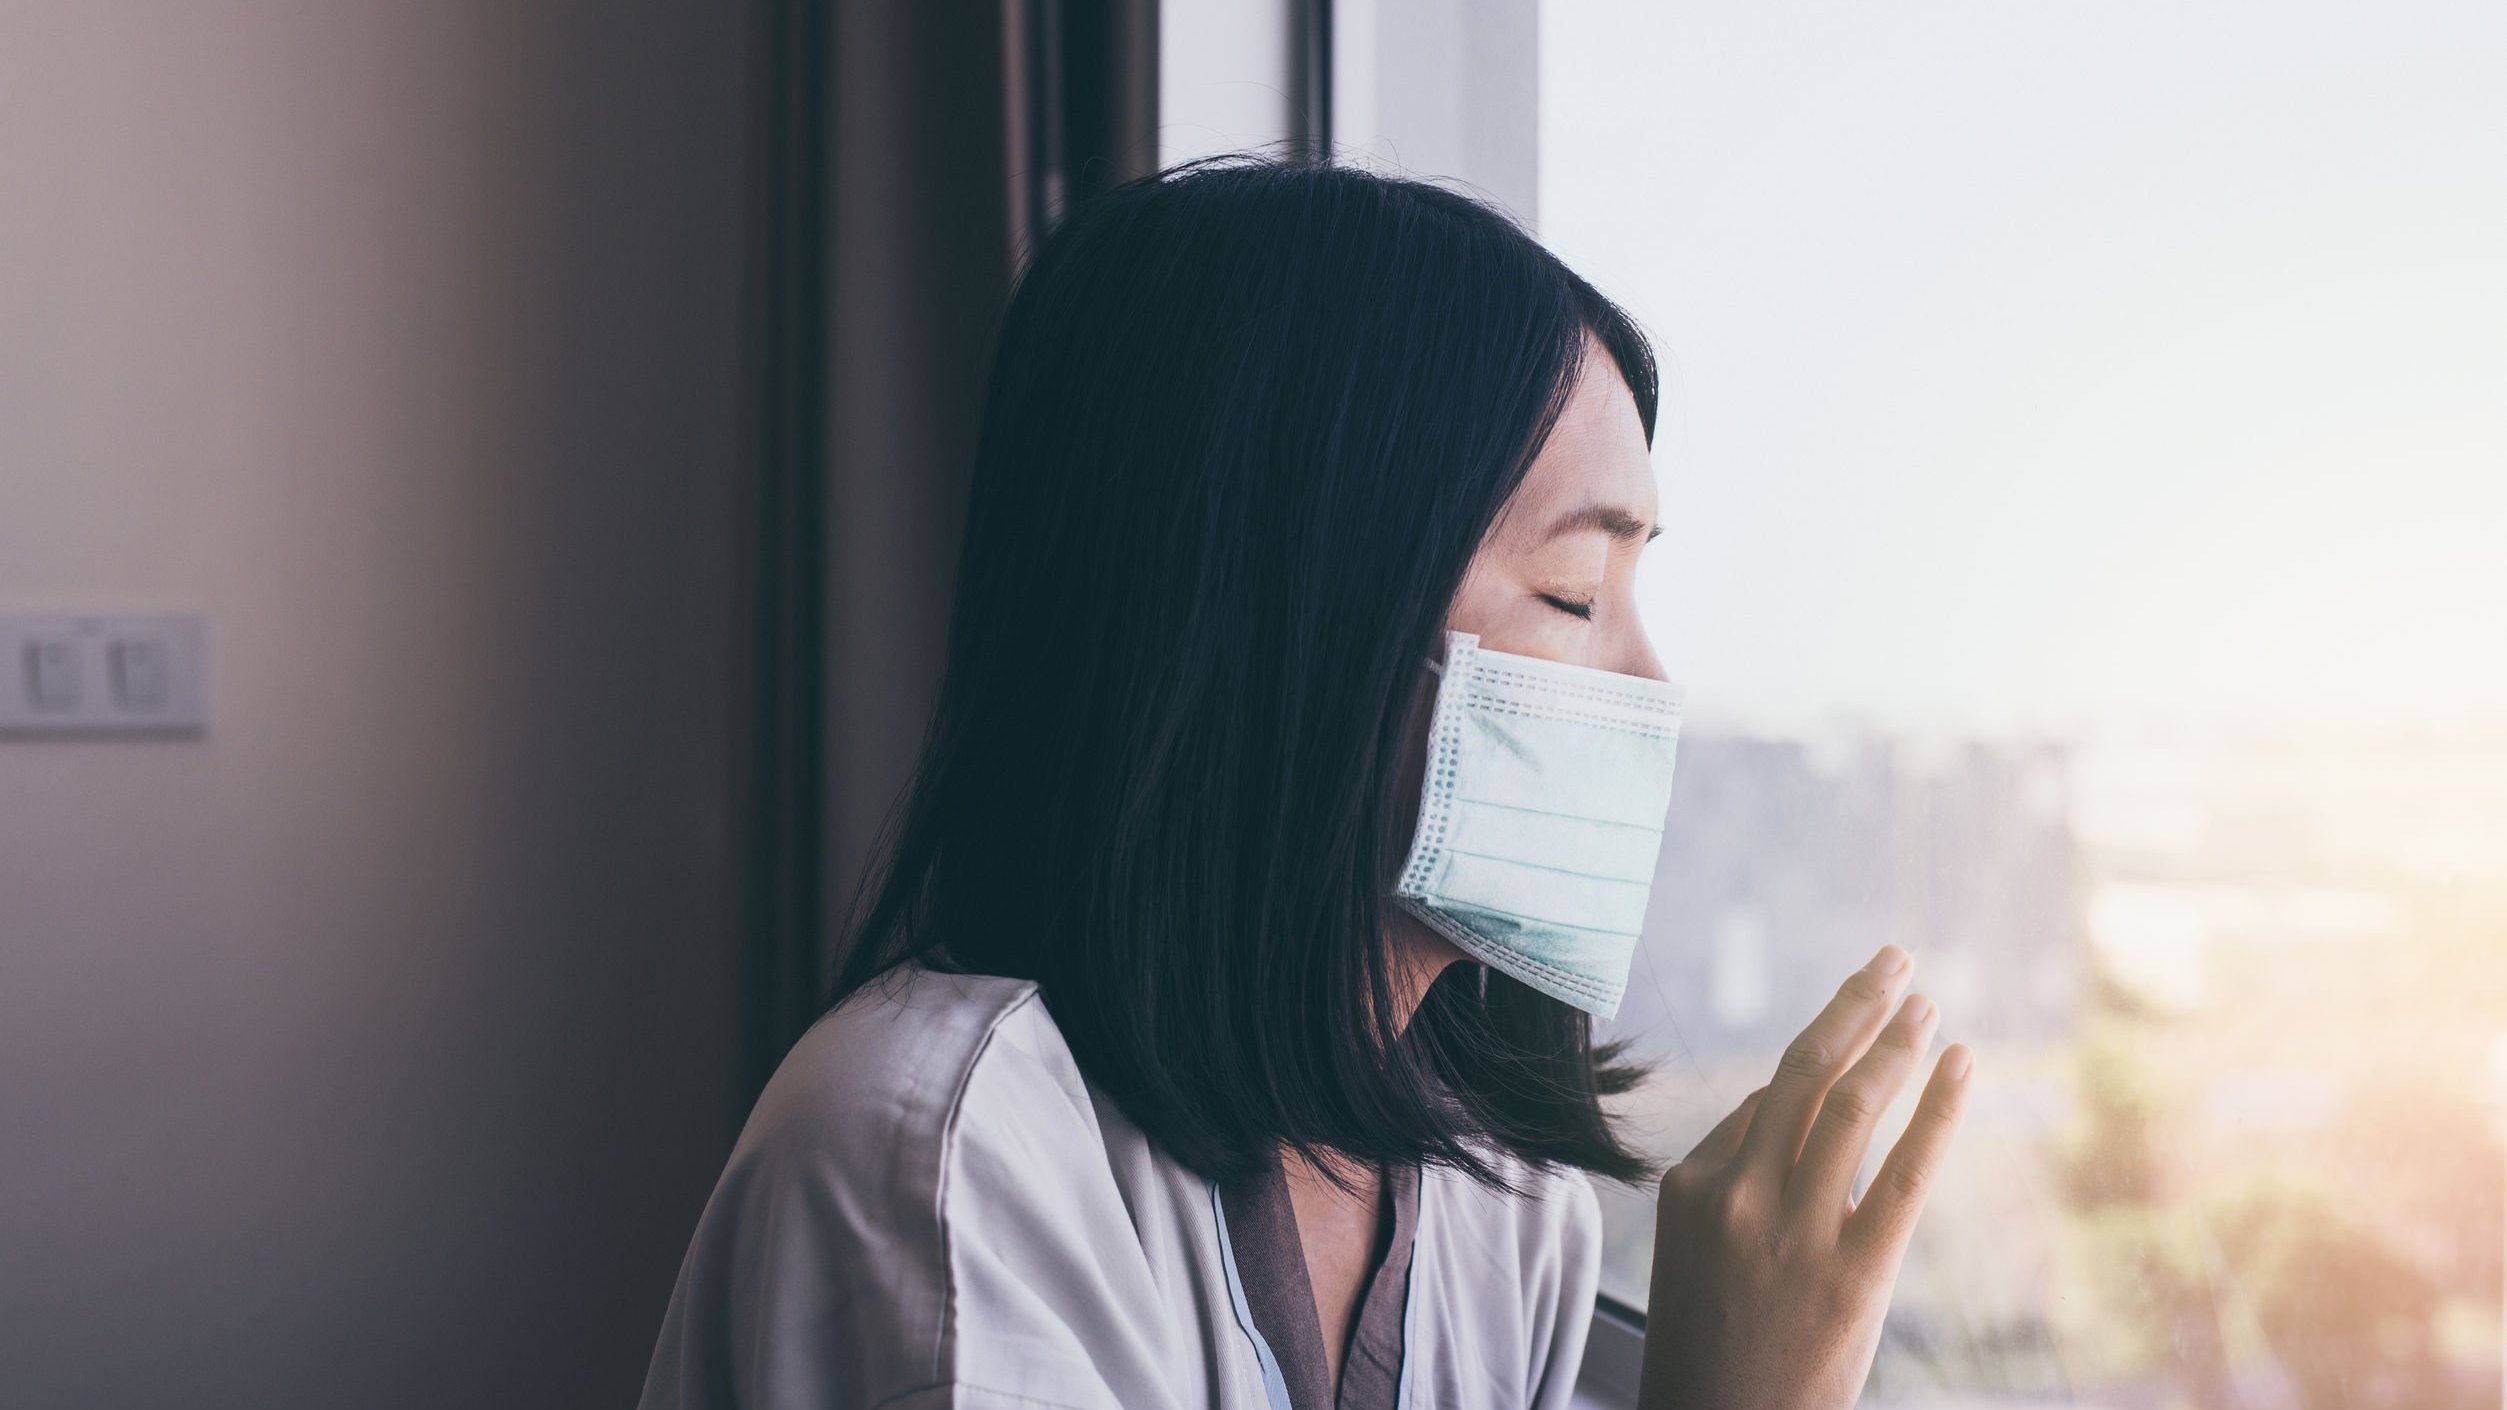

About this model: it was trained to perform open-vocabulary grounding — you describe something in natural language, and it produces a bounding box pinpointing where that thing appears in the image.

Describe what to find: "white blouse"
[636,964,1603,1410]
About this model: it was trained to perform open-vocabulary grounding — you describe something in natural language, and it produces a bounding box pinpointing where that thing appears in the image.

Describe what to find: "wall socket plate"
[0,613,208,736]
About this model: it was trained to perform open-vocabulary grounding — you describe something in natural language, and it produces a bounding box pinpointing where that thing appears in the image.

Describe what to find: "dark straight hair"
[832,156,1662,1188]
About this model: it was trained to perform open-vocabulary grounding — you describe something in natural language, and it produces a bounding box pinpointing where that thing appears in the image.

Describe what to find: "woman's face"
[1444,340,1665,679]
[1384,339,1666,996]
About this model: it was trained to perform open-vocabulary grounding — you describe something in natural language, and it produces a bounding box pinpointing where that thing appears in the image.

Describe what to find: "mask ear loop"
[1422,655,1446,678]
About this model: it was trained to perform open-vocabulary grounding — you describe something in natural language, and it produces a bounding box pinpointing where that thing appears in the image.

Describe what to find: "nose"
[1616,622,1670,683]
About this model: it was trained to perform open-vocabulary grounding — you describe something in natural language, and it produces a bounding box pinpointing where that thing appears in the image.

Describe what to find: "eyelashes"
[1538,591,1596,621]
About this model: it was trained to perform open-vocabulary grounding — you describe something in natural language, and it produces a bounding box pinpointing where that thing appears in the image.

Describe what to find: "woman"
[639,157,1971,1410]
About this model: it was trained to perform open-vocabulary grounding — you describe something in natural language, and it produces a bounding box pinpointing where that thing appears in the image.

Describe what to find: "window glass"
[1540,4,2507,1403]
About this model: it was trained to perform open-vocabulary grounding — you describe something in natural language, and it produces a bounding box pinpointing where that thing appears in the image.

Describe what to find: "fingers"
[1845,1044,1973,1262]
[1786,993,1940,1215]
[1736,946,1913,1184]
[1681,1086,1766,1167]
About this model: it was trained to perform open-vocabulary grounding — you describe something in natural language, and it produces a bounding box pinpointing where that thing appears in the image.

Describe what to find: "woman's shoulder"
[1409,1157,1607,1391]
[640,966,1136,1408]
[1425,1153,1605,1285]
[1431,1152,1602,1228]
[742,963,1096,1170]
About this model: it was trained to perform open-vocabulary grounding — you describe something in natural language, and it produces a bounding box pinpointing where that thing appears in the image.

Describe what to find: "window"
[1542,3,2507,1404]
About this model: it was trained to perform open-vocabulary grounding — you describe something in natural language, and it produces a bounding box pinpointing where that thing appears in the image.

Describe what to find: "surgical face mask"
[1392,630,1683,1019]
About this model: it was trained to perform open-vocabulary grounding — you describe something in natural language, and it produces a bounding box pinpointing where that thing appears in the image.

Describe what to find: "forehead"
[1499,348,1657,533]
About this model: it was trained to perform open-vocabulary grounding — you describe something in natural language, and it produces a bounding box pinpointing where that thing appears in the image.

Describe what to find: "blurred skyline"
[1539,0,2507,741]
[1540,11,2507,1400]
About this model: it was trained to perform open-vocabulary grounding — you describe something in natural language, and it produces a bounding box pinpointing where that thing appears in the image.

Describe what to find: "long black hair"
[832,156,1661,1188]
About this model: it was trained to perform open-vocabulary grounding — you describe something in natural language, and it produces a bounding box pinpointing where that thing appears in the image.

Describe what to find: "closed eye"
[1539,592,1595,621]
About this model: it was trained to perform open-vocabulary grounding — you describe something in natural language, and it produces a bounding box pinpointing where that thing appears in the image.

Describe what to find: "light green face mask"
[1392,630,1684,1019]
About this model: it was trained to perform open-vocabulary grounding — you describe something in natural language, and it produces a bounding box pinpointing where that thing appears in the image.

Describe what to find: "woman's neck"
[1385,915,1467,1034]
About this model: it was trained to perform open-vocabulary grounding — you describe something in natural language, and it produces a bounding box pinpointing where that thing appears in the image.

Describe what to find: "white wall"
[1158,0,1542,227]
[1160,0,1299,165]
[0,4,750,1405]
[1337,0,1542,226]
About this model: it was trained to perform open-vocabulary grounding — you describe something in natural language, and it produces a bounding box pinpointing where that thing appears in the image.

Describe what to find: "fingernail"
[1869,945,1910,975]
[1898,993,1933,1025]
[1943,1045,1974,1081]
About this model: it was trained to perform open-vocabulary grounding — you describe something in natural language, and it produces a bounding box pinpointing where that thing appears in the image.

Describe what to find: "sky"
[1537,1,2507,740]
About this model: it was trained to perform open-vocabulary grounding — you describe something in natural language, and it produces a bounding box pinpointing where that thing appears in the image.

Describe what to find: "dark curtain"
[740,0,1162,1096]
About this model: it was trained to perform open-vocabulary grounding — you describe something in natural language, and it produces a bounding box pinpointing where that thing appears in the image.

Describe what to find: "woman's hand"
[1636,945,1971,1410]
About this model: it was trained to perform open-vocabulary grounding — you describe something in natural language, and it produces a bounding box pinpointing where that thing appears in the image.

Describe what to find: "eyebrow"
[1544,503,1662,545]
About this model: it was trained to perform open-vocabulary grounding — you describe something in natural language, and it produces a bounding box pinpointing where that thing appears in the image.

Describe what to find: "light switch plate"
[0,613,207,736]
